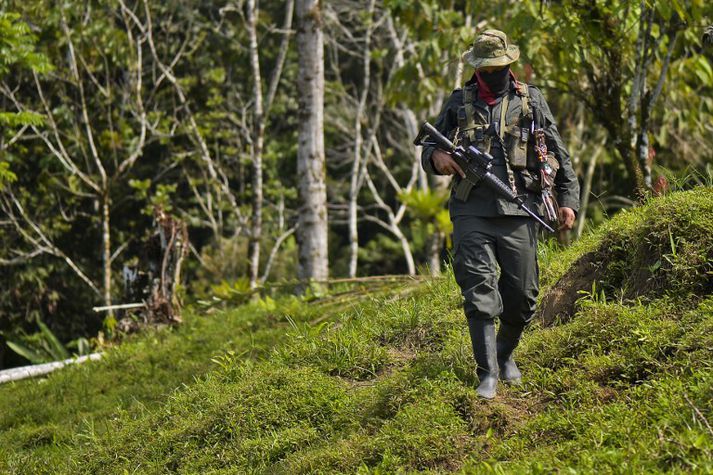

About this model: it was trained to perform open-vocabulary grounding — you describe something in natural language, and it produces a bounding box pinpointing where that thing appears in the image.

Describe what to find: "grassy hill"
[1,189,711,474]
[0,278,418,472]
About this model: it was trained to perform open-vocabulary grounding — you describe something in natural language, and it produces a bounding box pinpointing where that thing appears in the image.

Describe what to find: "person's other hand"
[558,207,576,231]
[432,150,465,178]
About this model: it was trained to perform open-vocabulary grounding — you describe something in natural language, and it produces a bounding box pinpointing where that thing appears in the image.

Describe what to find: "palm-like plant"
[3,320,90,365]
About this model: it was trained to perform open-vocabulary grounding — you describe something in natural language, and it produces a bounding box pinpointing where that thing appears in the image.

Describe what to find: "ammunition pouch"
[503,123,530,170]
[457,105,491,154]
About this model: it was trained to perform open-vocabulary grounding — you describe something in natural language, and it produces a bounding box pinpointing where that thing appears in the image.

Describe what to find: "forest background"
[1,0,712,369]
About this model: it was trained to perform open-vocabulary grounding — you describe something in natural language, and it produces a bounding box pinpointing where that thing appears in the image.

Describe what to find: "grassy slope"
[0,304,285,472]
[0,284,413,472]
[2,189,712,474]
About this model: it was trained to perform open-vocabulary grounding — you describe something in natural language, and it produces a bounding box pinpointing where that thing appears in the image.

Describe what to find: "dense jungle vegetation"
[1,0,712,366]
[1,1,712,472]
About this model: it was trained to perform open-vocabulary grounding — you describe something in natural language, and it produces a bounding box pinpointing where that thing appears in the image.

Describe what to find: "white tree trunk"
[247,0,264,290]
[0,353,103,385]
[101,192,112,313]
[347,0,375,278]
[576,146,601,238]
[296,0,329,284]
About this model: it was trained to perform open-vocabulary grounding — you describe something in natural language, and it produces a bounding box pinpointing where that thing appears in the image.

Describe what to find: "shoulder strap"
[518,83,530,117]
[463,83,476,105]
[497,91,517,193]
[499,93,510,138]
[460,84,478,130]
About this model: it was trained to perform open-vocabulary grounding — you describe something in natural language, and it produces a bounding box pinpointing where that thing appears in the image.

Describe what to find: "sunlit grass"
[1,188,711,474]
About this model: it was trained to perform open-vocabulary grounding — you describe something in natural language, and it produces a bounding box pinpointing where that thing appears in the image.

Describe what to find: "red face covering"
[473,69,521,106]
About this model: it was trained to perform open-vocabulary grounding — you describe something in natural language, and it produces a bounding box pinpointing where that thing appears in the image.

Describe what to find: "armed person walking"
[421,30,580,399]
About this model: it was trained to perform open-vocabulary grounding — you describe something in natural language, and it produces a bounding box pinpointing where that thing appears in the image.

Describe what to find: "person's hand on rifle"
[432,150,466,178]
[558,207,575,231]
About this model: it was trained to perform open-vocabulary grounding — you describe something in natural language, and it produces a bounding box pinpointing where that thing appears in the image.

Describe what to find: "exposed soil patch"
[538,252,604,326]
[386,346,417,363]
[537,190,713,325]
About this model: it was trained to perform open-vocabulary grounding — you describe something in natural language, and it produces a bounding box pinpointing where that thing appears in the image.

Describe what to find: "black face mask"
[478,67,511,97]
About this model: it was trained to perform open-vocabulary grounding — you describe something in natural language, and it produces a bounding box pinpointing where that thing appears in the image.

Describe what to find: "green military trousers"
[452,215,539,326]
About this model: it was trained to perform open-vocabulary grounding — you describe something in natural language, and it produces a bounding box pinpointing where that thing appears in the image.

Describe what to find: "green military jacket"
[422,81,580,218]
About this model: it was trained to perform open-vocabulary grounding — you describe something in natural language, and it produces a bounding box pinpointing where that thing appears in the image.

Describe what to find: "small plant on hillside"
[2,320,91,364]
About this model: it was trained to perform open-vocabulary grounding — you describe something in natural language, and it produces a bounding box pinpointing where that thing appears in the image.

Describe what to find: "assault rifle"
[413,121,555,233]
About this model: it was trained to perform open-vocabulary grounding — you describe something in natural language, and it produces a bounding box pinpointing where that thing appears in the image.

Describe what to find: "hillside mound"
[539,188,713,324]
[1,189,711,474]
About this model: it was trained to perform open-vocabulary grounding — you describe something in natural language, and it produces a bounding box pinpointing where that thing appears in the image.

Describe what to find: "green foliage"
[357,234,408,275]
[129,179,178,215]
[0,12,51,76]
[0,162,17,190]
[0,12,50,190]
[0,111,44,127]
[2,189,713,472]
[517,0,713,186]
[3,317,86,365]
[206,278,253,307]
[400,188,452,236]
[4,341,45,365]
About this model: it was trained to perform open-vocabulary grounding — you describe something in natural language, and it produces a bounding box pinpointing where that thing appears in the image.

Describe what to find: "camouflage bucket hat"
[462,29,520,69]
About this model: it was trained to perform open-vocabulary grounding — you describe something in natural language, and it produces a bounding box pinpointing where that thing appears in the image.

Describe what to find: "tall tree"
[520,0,690,196]
[295,0,329,285]
[245,0,265,291]
[2,5,154,319]
[244,0,295,289]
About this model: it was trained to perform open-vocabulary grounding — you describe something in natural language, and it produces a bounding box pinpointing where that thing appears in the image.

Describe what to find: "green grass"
[539,188,713,300]
[0,306,269,470]
[1,188,711,474]
[0,289,407,473]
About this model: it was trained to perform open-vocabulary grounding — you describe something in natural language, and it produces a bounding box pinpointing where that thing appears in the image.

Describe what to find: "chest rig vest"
[452,82,550,202]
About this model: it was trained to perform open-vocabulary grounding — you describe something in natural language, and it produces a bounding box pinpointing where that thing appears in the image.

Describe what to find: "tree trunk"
[576,146,601,238]
[636,26,678,191]
[426,231,443,275]
[101,192,112,316]
[347,0,375,278]
[295,0,329,286]
[246,0,264,290]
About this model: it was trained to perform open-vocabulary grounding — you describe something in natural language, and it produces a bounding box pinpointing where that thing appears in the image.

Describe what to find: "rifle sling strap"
[454,85,477,201]
[499,93,518,194]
